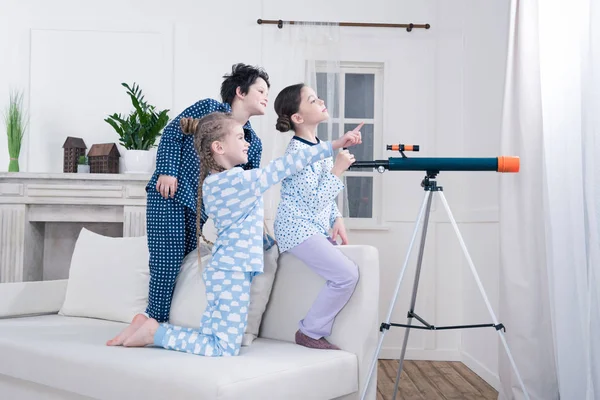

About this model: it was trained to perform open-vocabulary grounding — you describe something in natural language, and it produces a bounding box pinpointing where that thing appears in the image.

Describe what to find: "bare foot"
[123,318,160,347]
[106,313,148,346]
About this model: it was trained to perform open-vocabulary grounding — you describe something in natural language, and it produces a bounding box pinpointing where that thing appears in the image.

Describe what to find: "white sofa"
[0,245,380,400]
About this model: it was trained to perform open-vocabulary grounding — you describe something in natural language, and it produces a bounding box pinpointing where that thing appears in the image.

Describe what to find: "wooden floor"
[377,360,498,400]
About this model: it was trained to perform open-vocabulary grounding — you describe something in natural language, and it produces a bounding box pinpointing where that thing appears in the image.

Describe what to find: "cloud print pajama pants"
[153,266,253,357]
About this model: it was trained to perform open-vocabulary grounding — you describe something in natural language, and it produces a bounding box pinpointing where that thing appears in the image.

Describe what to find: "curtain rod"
[256,19,430,32]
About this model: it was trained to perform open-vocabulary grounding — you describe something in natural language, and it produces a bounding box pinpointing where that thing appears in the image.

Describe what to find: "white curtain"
[268,22,341,156]
[499,0,600,399]
[302,22,341,123]
[264,22,374,222]
[266,23,359,219]
[301,23,351,218]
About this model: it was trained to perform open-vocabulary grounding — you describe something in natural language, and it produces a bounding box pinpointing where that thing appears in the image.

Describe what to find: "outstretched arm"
[241,126,362,194]
[242,140,334,195]
[204,142,334,220]
[216,130,361,216]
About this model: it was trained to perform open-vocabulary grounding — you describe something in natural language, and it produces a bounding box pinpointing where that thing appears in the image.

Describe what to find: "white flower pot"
[77,165,90,173]
[123,149,154,174]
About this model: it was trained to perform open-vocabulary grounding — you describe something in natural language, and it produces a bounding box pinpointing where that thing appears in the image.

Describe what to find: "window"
[314,62,384,228]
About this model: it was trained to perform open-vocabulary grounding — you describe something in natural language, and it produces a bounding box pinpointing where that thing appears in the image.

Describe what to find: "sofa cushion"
[167,244,212,327]
[59,228,149,324]
[0,315,357,400]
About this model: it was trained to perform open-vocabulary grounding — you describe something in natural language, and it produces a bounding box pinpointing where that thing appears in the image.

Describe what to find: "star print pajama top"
[274,136,344,252]
[153,140,335,356]
[144,99,262,323]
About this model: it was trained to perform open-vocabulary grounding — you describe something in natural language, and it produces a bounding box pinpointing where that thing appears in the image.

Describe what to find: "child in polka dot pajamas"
[273,83,364,350]
[118,112,361,356]
[107,64,271,347]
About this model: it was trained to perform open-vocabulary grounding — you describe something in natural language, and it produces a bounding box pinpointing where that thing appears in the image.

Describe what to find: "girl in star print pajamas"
[107,64,273,347]
[119,112,361,356]
[273,83,364,350]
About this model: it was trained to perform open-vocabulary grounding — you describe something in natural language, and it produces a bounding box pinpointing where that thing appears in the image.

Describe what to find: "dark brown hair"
[273,83,305,132]
[221,63,271,105]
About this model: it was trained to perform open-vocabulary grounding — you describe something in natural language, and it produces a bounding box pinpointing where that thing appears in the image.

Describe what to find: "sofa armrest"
[259,245,379,400]
[0,280,68,318]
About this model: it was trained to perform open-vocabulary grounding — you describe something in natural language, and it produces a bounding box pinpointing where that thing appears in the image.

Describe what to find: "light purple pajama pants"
[287,234,359,339]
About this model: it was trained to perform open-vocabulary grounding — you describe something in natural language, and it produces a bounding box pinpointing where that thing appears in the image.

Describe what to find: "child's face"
[296,86,329,126]
[220,124,250,166]
[239,78,269,116]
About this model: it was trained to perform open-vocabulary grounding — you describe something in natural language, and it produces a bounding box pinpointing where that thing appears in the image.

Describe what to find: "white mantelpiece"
[0,172,151,283]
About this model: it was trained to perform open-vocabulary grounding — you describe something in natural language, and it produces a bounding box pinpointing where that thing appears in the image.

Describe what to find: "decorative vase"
[8,158,19,172]
[123,149,154,173]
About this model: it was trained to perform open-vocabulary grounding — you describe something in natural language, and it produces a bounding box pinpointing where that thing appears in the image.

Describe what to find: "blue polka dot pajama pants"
[145,189,198,322]
[153,267,253,357]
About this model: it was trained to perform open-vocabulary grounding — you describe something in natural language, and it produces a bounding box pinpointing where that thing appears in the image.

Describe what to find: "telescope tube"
[349,156,519,173]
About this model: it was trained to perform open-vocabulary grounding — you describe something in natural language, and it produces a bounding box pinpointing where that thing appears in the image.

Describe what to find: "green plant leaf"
[106,82,170,150]
[4,89,28,161]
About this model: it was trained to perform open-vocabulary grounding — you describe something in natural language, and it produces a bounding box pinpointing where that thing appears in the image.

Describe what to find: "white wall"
[459,0,511,388]
[0,0,510,389]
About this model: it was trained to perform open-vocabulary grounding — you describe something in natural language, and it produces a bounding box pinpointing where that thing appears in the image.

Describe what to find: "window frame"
[314,61,386,230]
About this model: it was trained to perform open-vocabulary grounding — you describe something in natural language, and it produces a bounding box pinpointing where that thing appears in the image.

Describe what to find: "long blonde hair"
[180,112,237,249]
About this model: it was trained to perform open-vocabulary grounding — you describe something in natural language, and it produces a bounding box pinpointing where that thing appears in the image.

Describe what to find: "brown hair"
[180,112,236,251]
[274,83,304,132]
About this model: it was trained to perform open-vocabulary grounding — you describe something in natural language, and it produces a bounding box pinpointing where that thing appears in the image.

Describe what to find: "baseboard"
[460,351,501,391]
[379,347,461,361]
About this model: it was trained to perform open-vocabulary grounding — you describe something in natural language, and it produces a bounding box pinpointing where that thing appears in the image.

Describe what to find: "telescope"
[357,143,528,400]
[348,143,520,174]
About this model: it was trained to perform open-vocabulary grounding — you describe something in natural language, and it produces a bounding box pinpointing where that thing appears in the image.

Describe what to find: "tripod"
[359,171,530,400]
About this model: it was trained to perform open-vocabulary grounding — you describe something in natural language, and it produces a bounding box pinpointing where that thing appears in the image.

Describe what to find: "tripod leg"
[359,190,432,400]
[392,189,435,400]
[437,192,530,400]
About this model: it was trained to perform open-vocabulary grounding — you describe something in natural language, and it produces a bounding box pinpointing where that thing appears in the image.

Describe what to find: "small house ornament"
[88,143,120,173]
[62,137,87,173]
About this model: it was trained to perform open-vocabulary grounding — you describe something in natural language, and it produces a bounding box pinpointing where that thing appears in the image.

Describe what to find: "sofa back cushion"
[59,228,149,323]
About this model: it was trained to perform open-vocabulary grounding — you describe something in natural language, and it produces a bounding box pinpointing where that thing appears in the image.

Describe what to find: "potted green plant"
[3,90,28,172]
[105,83,169,173]
[77,155,89,173]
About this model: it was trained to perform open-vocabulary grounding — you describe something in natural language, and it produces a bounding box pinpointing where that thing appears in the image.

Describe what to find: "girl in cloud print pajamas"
[120,111,361,357]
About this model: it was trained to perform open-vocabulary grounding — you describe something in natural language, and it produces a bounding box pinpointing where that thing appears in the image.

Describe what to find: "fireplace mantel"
[0,172,151,283]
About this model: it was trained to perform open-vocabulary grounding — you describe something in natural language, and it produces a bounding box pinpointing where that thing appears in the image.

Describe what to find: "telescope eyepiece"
[387,144,420,152]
